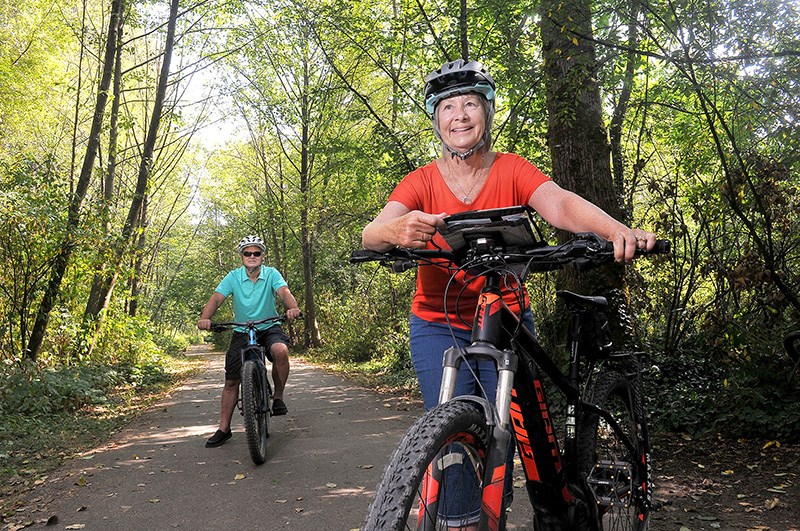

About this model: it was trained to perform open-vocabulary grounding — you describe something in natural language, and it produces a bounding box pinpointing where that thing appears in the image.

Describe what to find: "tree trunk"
[84,20,124,325]
[25,0,125,360]
[608,0,641,225]
[128,198,148,317]
[299,63,321,348]
[539,0,630,342]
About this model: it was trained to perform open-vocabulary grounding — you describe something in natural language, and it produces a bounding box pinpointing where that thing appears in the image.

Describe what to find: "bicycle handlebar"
[351,233,670,275]
[209,315,289,333]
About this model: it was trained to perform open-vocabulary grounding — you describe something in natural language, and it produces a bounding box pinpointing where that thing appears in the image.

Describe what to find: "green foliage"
[0,363,109,416]
[0,354,173,417]
[646,347,800,441]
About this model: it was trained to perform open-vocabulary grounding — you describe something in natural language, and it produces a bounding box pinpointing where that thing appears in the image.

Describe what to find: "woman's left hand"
[608,229,656,263]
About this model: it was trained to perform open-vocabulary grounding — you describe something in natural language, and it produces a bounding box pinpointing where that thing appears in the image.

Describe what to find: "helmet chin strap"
[444,139,485,161]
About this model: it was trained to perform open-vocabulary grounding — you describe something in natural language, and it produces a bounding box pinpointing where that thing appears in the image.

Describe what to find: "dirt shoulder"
[652,434,799,530]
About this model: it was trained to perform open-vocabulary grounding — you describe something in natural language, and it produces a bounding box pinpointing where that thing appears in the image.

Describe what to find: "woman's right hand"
[363,202,446,251]
[387,210,447,249]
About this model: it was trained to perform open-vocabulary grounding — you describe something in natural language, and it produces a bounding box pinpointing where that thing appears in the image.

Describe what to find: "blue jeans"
[409,310,535,524]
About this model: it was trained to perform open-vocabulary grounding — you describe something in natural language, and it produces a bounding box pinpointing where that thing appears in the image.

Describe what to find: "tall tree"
[539,0,629,338]
[25,0,125,360]
[81,0,181,356]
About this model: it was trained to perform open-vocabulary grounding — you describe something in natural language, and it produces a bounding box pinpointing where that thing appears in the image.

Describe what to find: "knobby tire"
[242,360,269,465]
[577,366,651,531]
[364,400,493,530]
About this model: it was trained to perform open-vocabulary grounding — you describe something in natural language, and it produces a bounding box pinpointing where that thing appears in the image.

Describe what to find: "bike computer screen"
[439,206,542,252]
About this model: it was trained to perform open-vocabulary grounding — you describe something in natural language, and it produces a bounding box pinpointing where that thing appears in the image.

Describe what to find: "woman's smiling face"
[435,93,486,153]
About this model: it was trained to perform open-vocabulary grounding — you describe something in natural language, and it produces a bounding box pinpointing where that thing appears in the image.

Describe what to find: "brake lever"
[387,259,417,273]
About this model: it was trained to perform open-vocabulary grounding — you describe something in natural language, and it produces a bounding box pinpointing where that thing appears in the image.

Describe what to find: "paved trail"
[12,344,533,530]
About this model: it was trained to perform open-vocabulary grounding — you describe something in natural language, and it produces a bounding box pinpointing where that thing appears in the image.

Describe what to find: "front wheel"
[364,400,496,531]
[242,360,269,465]
[576,366,651,530]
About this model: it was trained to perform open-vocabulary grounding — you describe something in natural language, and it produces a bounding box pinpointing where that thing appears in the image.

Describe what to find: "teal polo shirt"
[215,265,288,331]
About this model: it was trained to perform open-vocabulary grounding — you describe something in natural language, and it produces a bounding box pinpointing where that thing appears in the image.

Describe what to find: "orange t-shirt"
[388,152,551,329]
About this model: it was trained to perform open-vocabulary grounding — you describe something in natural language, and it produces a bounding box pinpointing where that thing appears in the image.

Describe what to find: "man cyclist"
[197,235,301,448]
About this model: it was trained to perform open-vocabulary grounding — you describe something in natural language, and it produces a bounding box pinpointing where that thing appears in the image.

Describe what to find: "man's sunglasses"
[242,251,262,257]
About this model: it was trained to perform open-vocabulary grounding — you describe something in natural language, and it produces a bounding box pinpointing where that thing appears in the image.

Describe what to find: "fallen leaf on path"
[65,525,85,530]
[275,499,288,503]
[359,464,373,469]
[326,483,337,488]
[76,506,86,512]
[722,470,734,476]
[149,499,160,503]
[762,440,780,449]
[765,497,779,510]
[294,507,304,513]
[234,474,246,480]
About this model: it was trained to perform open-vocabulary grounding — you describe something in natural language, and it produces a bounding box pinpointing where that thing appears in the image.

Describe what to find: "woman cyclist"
[362,58,655,529]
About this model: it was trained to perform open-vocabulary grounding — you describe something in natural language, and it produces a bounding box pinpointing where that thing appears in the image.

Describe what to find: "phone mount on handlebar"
[439,206,543,255]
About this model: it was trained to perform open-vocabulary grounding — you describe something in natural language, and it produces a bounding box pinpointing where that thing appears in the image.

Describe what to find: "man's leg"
[218,378,240,431]
[269,342,290,400]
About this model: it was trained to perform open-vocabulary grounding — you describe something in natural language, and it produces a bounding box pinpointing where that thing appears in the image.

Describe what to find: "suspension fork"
[434,274,519,530]
[438,272,516,426]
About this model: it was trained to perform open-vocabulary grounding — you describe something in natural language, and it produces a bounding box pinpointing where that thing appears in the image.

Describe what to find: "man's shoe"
[272,398,288,416]
[205,429,232,448]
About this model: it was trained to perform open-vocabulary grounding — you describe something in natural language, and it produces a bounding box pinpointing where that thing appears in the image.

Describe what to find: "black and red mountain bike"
[352,206,669,531]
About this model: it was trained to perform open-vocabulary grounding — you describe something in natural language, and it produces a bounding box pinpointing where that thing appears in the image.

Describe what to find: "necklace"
[442,154,488,204]
[456,176,483,203]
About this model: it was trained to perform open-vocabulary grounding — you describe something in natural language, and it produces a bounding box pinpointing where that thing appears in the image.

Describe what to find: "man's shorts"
[224,325,290,380]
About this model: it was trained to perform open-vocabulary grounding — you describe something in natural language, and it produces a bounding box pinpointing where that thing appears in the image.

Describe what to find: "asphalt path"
[15,344,533,530]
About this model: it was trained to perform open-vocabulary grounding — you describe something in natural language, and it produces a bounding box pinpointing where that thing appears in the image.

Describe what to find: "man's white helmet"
[238,235,266,253]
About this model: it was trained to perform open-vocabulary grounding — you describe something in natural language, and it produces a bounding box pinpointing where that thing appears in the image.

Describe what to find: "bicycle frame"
[436,270,649,526]
[237,325,271,416]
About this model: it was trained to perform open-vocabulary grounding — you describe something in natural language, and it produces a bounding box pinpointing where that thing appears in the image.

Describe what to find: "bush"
[644,347,800,441]
[0,363,114,416]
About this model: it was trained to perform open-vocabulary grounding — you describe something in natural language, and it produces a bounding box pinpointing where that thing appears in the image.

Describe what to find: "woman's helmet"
[238,235,266,253]
[423,59,496,114]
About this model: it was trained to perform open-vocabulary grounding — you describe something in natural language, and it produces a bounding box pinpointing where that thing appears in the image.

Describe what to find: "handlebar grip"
[350,249,385,263]
[650,239,671,254]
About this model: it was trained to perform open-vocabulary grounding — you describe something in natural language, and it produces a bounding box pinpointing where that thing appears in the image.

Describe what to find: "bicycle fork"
[423,283,520,530]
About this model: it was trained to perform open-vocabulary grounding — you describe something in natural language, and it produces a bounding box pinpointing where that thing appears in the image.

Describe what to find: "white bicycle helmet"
[423,59,496,115]
[238,235,266,253]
